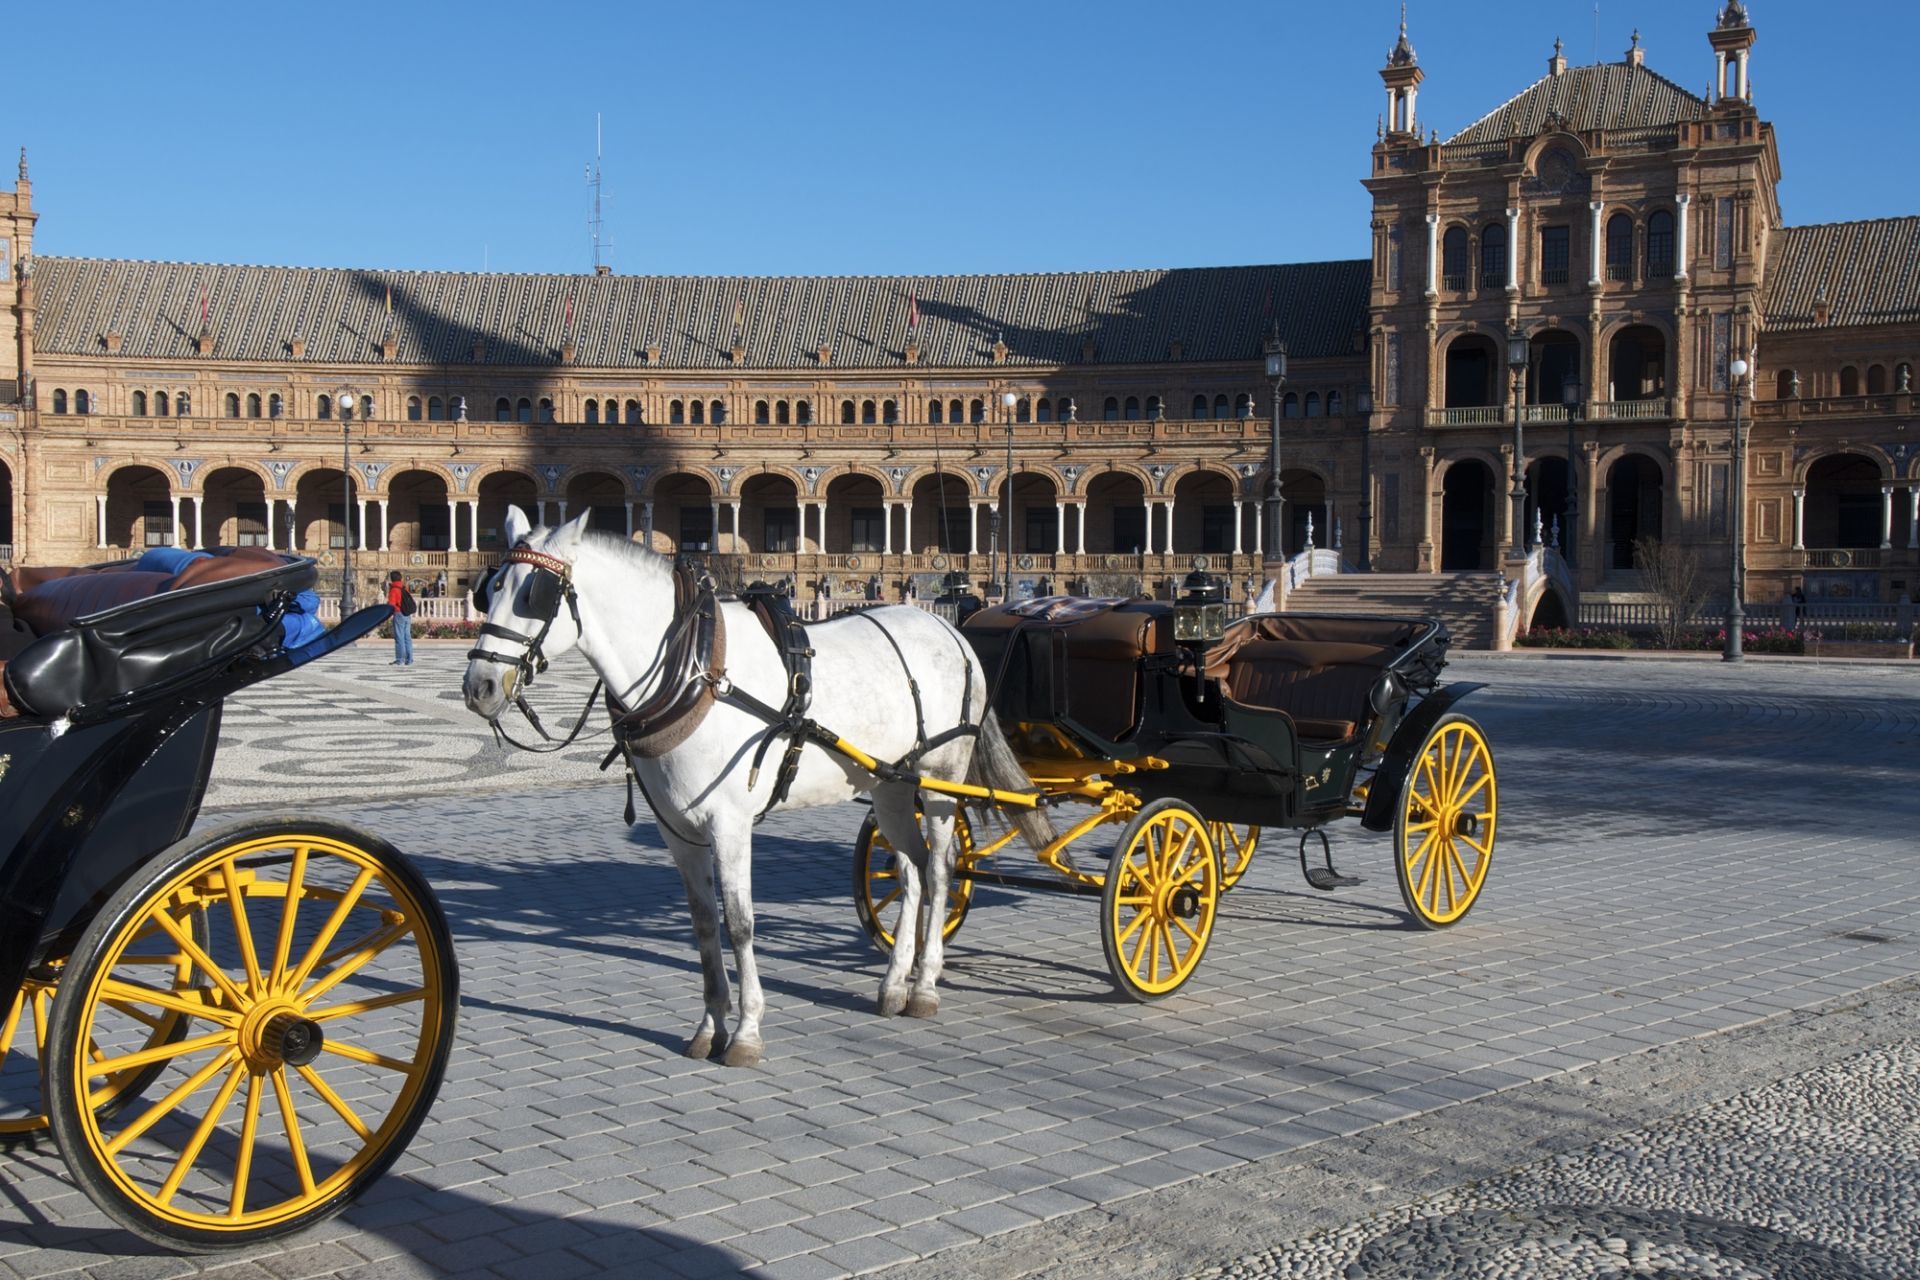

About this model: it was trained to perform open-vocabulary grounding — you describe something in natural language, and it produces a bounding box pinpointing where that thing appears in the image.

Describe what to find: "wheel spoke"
[221,860,266,998]
[149,909,250,1012]
[32,985,51,1052]
[288,867,377,992]
[156,1060,247,1206]
[871,884,904,914]
[307,986,429,1022]
[1414,835,1440,906]
[269,845,310,994]
[228,1071,262,1219]
[1145,922,1163,985]
[298,922,415,1007]
[107,1047,241,1155]
[296,1063,372,1141]
[1119,907,1152,956]
[0,989,24,1060]
[97,977,241,1027]
[271,1066,316,1196]
[1171,913,1204,947]
[87,1028,234,1080]
[1454,770,1491,808]
[321,1036,415,1073]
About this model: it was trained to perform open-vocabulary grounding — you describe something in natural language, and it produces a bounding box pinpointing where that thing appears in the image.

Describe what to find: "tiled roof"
[1762,218,1920,330]
[1446,62,1706,145]
[32,257,1371,370]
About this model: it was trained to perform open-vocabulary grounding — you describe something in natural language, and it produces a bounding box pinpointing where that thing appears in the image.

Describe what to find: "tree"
[1632,536,1710,650]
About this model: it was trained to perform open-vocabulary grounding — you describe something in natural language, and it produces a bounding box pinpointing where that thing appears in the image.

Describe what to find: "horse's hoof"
[707,1030,732,1060]
[684,1033,714,1060]
[904,993,940,1019]
[722,1039,763,1069]
[877,989,909,1017]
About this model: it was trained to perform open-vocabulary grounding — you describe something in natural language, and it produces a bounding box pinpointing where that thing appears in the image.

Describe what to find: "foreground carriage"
[855,585,1497,999]
[1,551,456,1251]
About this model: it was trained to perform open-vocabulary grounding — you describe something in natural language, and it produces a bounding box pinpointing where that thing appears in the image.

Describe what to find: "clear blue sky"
[12,1,1915,277]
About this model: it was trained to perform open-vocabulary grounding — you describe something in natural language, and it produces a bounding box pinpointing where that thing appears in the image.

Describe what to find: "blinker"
[517,568,562,621]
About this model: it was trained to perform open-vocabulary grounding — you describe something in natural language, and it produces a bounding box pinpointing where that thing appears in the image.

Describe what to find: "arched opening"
[1123,396,1140,421]
[1085,472,1147,555]
[476,471,538,549]
[388,469,453,553]
[1212,394,1230,419]
[650,473,715,557]
[269,393,283,419]
[565,471,628,537]
[1442,225,1469,291]
[1479,223,1507,289]
[1608,325,1667,401]
[928,400,944,425]
[754,399,770,424]
[1839,366,1860,396]
[1775,369,1799,400]
[585,399,600,424]
[861,399,877,425]
[1035,399,1053,423]
[1866,364,1888,395]
[825,473,886,554]
[538,398,555,423]
[1234,393,1252,417]
[1605,454,1664,571]
[1803,453,1885,549]
[225,393,241,418]
[793,400,810,426]
[199,466,267,548]
[692,399,706,424]
[1003,471,1059,557]
[1191,394,1209,419]
[292,468,356,553]
[710,400,725,425]
[516,398,533,423]
[1527,330,1583,405]
[775,400,791,425]
[910,472,971,553]
[51,389,67,415]
[740,473,799,555]
[1328,390,1345,416]
[1102,397,1119,422]
[1525,456,1574,557]
[1440,460,1495,571]
[1444,333,1500,407]
[1172,471,1235,555]
[131,390,148,416]
[427,396,445,420]
[104,465,175,550]
[626,399,643,425]
[494,397,512,422]
[0,458,11,550]
[1304,392,1322,418]
[1280,469,1326,557]
[155,391,170,416]
[1605,213,1634,282]
[1282,392,1300,419]
[1528,588,1570,630]
[1645,210,1675,279]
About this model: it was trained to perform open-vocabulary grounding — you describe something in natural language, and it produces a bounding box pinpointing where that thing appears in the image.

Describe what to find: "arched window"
[861,399,876,424]
[670,399,686,424]
[1304,392,1322,417]
[1840,366,1860,396]
[516,397,532,423]
[928,400,944,425]
[1442,225,1469,291]
[1774,369,1798,399]
[795,400,812,425]
[131,390,147,416]
[949,399,963,423]
[406,395,422,421]
[710,399,725,424]
[882,399,898,424]
[77,389,92,414]
[626,400,642,425]
[176,392,191,416]
[225,392,241,418]
[690,400,705,424]
[1645,211,1675,279]
[1145,395,1162,419]
[1035,398,1053,423]
[1102,396,1119,421]
[1234,392,1252,417]
[427,396,444,420]
[538,398,554,423]
[1480,223,1508,289]
[155,390,170,416]
[584,399,599,424]
[1015,397,1031,424]
[840,399,856,424]
[1123,396,1140,420]
[245,393,261,417]
[361,395,373,420]
[1212,394,1230,419]
[270,393,283,418]
[51,389,66,414]
[1866,364,1888,395]
[1327,390,1344,416]
[1192,394,1209,419]
[319,395,335,420]
[773,400,790,424]
[969,398,984,423]
[754,399,769,424]
[1606,213,1634,282]
[1282,392,1301,418]
[494,397,511,422]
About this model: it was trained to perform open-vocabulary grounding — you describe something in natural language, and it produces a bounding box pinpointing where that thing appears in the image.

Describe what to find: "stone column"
[643,501,655,548]
[557,500,569,522]
[1420,450,1438,570]
[1675,194,1691,281]
[905,495,917,555]
[1737,49,1750,101]
[1881,486,1895,550]
[264,496,277,551]
[624,501,634,539]
[1505,207,1520,292]
[191,497,204,549]
[447,500,458,552]
[1425,213,1440,296]
[1792,488,1806,551]
[356,499,369,551]
[1588,201,1604,286]
[94,493,107,548]
[378,499,390,551]
[1251,500,1263,557]
[171,494,182,548]
[466,500,478,553]
[1910,486,1920,550]
[882,502,894,554]
[968,503,980,555]
[1055,501,1065,555]
[1075,504,1087,556]
[1143,498,1155,554]
[1233,500,1245,555]
[730,501,743,553]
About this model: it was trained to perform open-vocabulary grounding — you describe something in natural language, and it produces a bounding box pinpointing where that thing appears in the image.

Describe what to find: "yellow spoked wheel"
[1394,713,1497,929]
[852,809,975,954]
[4,922,203,1147]
[1209,823,1261,891]
[44,818,458,1251]
[1101,799,1220,1001]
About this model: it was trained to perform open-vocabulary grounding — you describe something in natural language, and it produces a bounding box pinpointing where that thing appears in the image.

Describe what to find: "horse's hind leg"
[870,784,927,1018]
[906,795,960,1019]
[710,817,766,1067]
[667,838,732,1061]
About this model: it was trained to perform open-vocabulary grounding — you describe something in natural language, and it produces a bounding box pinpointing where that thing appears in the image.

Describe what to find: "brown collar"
[608,566,726,759]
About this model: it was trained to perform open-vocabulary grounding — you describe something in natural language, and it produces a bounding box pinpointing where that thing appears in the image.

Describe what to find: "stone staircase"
[1284,571,1507,649]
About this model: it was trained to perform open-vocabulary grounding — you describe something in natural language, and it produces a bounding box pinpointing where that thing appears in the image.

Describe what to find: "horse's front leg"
[665,837,732,1061]
[870,785,927,1018]
[709,816,766,1067]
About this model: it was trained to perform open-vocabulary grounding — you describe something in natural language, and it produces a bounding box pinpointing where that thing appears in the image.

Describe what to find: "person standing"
[388,571,416,665]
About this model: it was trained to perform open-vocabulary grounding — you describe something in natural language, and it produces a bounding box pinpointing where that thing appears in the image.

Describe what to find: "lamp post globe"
[1506,326,1530,559]
[1724,358,1750,662]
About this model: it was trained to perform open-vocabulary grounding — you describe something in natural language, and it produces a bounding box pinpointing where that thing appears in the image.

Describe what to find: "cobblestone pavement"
[1,645,1916,1278]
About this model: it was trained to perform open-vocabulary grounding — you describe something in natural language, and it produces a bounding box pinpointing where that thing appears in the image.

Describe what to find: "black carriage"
[854,582,1496,999]
[1,551,457,1251]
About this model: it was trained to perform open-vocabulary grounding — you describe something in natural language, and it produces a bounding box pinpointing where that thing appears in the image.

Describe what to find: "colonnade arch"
[1440,458,1496,571]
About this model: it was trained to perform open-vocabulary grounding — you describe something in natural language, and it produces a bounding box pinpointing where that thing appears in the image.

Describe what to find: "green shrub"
[1516,626,1633,649]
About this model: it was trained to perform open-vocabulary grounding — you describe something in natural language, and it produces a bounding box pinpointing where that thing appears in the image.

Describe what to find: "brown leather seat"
[6,548,290,638]
[965,598,1170,743]
[1205,616,1421,743]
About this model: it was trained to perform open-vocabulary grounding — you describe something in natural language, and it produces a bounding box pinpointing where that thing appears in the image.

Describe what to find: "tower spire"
[1380,3,1424,137]
[16,148,26,184]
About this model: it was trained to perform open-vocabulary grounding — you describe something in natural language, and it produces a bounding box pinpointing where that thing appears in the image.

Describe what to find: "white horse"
[461,507,1052,1066]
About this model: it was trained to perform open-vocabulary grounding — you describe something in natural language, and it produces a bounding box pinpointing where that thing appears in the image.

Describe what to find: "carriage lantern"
[1174,570,1227,645]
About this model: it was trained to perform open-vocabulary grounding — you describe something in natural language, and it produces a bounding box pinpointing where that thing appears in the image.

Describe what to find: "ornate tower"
[1379,5,1423,139]
[1,147,36,408]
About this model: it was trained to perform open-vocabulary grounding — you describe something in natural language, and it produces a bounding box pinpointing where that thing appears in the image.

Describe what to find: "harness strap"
[852,610,928,754]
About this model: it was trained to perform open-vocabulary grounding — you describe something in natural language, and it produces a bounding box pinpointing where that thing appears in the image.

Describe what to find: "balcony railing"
[1802,548,1882,569]
[1426,398,1674,428]
[1751,393,1910,421]
[0,544,11,566]
[1587,397,1675,421]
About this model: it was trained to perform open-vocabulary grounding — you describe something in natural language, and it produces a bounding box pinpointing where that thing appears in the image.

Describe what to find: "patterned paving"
[2,643,1917,1278]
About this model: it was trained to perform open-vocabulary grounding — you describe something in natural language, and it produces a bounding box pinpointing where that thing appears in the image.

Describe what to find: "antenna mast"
[586,114,610,272]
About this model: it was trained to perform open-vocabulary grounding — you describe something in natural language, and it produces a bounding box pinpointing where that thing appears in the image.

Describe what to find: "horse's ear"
[504,504,532,546]
[553,509,593,553]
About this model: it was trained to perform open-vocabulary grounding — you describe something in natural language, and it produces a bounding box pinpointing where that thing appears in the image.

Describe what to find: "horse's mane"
[567,529,675,584]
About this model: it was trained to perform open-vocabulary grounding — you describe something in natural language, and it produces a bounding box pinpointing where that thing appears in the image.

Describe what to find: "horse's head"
[462,504,591,720]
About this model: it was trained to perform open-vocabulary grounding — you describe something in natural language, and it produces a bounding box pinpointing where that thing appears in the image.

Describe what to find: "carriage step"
[1302,865,1364,892]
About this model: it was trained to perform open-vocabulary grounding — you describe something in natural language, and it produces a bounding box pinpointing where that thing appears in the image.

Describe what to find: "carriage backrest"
[962,598,1172,745]
[1203,614,1433,742]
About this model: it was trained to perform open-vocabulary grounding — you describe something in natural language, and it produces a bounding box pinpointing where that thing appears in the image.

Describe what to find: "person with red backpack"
[387,571,417,664]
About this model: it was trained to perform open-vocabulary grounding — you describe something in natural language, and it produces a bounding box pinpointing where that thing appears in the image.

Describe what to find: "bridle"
[466,544,602,751]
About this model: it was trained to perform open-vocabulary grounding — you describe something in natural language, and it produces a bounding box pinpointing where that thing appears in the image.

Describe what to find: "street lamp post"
[1000,391,1017,600]
[337,387,358,612]
[1723,356,1751,661]
[1505,326,1530,559]
[1355,384,1374,572]
[1263,330,1288,564]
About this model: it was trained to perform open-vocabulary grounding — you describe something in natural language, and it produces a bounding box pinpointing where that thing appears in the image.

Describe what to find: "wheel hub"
[1454,812,1478,837]
[1168,886,1201,920]
[241,1001,325,1070]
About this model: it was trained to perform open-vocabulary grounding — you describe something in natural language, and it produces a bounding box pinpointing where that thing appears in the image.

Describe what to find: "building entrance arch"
[1803,453,1883,550]
[1441,461,1495,571]
[105,466,175,551]
[1606,455,1664,570]
[200,466,267,548]
[477,472,538,551]
[566,471,627,537]
[1608,324,1668,401]
[910,473,970,553]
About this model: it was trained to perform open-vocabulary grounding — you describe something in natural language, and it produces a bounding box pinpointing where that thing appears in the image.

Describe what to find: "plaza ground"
[1,645,1916,1278]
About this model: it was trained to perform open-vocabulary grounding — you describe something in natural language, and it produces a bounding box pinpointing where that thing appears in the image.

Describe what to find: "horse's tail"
[967,706,1056,851]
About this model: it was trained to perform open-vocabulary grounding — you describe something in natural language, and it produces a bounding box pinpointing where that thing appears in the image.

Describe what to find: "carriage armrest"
[283,604,393,669]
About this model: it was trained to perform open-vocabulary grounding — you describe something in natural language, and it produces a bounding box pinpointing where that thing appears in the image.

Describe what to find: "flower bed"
[1518,626,1807,655]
